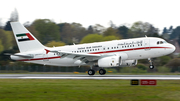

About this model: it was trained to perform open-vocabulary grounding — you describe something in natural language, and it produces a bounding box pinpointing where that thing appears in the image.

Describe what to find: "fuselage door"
[103,46,106,53]
[144,39,150,50]
[43,54,49,61]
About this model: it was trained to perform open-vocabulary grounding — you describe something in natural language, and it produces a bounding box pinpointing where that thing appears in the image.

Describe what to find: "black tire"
[99,69,106,75]
[149,65,154,69]
[88,69,95,75]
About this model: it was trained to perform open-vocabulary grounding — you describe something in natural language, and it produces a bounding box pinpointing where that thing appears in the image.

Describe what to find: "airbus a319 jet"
[9,22,175,75]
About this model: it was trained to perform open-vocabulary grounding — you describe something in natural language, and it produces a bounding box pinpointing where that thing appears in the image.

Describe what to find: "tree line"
[0,19,162,53]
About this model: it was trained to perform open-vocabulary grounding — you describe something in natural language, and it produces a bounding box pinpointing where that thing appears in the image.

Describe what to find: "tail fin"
[10,22,44,52]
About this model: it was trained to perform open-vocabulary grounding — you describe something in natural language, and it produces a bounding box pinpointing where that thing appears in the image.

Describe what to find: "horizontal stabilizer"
[5,53,34,58]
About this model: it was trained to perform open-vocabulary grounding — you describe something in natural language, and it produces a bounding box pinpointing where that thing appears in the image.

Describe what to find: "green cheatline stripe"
[16,33,27,37]
[18,38,30,42]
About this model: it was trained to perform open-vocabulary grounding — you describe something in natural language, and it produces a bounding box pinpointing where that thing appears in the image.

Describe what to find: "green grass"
[0,79,180,101]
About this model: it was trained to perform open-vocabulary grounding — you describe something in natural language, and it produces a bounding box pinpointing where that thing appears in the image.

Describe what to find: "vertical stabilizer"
[10,22,44,52]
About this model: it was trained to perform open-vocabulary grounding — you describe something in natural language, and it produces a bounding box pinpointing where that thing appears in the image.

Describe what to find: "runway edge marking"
[17,77,180,80]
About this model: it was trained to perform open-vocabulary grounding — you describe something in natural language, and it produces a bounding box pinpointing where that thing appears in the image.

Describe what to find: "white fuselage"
[11,37,175,67]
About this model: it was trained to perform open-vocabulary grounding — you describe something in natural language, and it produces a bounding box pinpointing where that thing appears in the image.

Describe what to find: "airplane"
[9,22,176,75]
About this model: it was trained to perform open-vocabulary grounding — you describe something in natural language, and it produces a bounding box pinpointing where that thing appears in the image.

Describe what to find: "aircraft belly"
[125,50,151,59]
[148,49,165,57]
[25,57,78,66]
[126,48,166,59]
[25,60,45,65]
[49,58,77,66]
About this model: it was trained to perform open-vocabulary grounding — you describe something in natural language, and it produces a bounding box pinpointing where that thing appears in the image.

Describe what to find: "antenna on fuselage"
[145,35,147,38]
[73,43,76,45]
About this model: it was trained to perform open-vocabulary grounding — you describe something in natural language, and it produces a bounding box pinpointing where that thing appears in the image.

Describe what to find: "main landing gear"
[99,69,106,75]
[88,67,106,76]
[148,58,154,69]
[88,69,95,75]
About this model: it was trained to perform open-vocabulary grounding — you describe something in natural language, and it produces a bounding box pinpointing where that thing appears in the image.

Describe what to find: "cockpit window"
[157,40,167,45]
[160,41,163,44]
[163,41,167,43]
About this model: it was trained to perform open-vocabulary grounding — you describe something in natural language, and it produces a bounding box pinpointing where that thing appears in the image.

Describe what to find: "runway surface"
[0,74,180,79]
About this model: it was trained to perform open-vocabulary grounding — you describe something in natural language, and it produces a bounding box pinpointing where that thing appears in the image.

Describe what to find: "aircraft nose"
[171,44,176,53]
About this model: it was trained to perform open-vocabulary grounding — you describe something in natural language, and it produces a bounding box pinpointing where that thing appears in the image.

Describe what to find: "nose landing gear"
[149,65,154,69]
[148,58,154,69]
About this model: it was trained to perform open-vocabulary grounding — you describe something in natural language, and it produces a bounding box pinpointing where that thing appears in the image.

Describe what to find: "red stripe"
[150,47,172,49]
[19,56,61,61]
[26,33,35,40]
[45,49,50,54]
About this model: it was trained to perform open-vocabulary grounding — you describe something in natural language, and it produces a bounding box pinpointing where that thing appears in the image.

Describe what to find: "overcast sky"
[1,0,180,31]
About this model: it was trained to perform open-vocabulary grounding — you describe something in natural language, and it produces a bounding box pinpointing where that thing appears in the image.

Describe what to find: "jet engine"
[98,55,137,67]
[98,56,121,67]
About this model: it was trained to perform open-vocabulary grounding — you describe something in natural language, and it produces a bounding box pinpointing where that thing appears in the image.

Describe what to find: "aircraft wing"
[46,49,107,63]
[50,50,101,57]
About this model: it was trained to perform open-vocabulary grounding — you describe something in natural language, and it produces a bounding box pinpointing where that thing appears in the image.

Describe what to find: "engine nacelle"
[120,60,138,67]
[98,56,120,67]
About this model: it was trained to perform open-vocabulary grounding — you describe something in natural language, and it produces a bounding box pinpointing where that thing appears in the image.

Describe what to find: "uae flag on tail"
[16,33,35,42]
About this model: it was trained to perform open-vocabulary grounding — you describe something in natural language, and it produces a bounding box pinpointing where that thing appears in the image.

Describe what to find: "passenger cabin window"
[157,41,159,44]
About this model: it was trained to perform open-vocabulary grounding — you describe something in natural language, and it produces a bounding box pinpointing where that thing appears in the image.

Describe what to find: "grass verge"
[0,79,180,101]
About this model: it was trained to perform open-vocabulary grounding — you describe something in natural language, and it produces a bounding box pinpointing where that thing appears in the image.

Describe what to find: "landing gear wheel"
[99,69,106,75]
[149,65,154,69]
[148,58,154,69]
[88,69,95,75]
